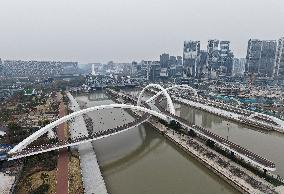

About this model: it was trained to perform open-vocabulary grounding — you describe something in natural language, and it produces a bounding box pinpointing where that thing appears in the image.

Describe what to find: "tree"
[8,122,22,136]
[40,172,49,184]
[25,176,33,192]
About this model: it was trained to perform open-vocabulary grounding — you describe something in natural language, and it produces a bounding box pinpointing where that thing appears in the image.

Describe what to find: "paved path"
[56,95,69,194]
[67,92,108,194]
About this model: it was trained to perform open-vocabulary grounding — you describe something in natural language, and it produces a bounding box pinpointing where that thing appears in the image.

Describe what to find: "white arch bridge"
[5,84,276,172]
[7,103,170,159]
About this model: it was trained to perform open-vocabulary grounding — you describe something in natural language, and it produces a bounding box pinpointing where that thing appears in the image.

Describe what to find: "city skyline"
[1,1,284,194]
[0,0,283,63]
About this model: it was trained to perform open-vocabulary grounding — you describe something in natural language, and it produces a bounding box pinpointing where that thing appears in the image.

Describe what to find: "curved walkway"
[8,104,168,154]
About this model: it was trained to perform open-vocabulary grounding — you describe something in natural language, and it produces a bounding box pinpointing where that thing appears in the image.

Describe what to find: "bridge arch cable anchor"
[137,84,176,115]
[146,84,198,103]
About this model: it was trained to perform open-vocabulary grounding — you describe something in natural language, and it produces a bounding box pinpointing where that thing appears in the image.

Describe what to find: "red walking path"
[56,97,69,194]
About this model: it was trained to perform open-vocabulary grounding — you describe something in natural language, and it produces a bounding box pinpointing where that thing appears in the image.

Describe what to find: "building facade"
[274,37,284,80]
[245,39,262,75]
[245,39,277,77]
[207,39,220,73]
[233,58,246,76]
[183,41,200,77]
[160,53,169,68]
[219,41,234,75]
[259,40,277,77]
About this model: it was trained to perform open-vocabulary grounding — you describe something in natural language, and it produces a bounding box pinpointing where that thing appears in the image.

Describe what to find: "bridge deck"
[8,112,149,160]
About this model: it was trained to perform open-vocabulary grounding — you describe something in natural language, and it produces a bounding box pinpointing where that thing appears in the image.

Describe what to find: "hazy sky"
[0,0,283,63]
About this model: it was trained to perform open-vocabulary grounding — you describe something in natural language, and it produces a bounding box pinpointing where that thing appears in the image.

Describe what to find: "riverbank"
[144,87,284,133]
[147,117,279,194]
[175,96,284,133]
[67,92,108,194]
[107,89,282,193]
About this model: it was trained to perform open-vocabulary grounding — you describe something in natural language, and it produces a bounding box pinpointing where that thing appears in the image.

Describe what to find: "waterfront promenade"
[174,95,284,133]
[56,97,69,194]
[148,118,278,194]
[67,92,108,194]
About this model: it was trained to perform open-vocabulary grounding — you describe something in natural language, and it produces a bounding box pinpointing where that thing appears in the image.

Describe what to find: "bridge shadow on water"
[94,123,165,176]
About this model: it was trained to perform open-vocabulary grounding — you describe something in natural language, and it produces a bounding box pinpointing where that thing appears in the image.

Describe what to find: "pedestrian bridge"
[8,103,169,156]
[5,84,276,172]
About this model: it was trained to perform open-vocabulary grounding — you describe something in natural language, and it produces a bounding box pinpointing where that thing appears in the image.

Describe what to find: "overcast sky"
[0,0,283,63]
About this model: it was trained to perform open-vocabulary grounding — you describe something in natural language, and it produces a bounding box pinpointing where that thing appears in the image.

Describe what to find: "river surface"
[75,92,239,194]
[138,86,284,178]
[175,101,284,178]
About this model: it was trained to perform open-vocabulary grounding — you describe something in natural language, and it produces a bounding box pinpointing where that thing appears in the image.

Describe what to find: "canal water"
[176,102,284,178]
[75,92,239,194]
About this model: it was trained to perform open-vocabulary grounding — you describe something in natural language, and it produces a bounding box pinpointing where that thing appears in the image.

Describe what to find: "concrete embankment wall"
[174,97,283,133]
[67,92,108,194]
[106,89,279,194]
[146,120,252,194]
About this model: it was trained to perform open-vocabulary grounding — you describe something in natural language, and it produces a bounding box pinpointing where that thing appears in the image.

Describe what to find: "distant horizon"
[0,37,279,64]
[0,0,283,63]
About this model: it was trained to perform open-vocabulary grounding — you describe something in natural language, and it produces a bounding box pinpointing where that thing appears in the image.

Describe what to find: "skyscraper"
[274,37,284,80]
[233,58,246,76]
[160,53,170,68]
[176,56,183,77]
[177,56,182,65]
[169,56,177,66]
[207,39,220,72]
[183,41,200,77]
[196,50,208,78]
[220,41,230,59]
[245,39,262,75]
[245,39,277,77]
[220,41,234,75]
[259,40,277,77]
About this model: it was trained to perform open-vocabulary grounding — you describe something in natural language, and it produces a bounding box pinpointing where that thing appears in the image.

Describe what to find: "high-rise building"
[183,41,200,77]
[137,60,149,79]
[207,39,220,72]
[175,65,183,77]
[274,37,284,80]
[259,40,277,77]
[245,39,277,77]
[149,62,161,81]
[245,39,262,74]
[177,56,182,65]
[220,41,234,75]
[196,50,208,78]
[160,53,169,68]
[233,58,246,76]
[169,56,177,66]
[220,41,230,59]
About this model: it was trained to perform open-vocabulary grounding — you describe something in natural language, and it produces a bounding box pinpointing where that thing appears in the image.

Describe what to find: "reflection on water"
[177,102,284,178]
[75,92,239,194]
